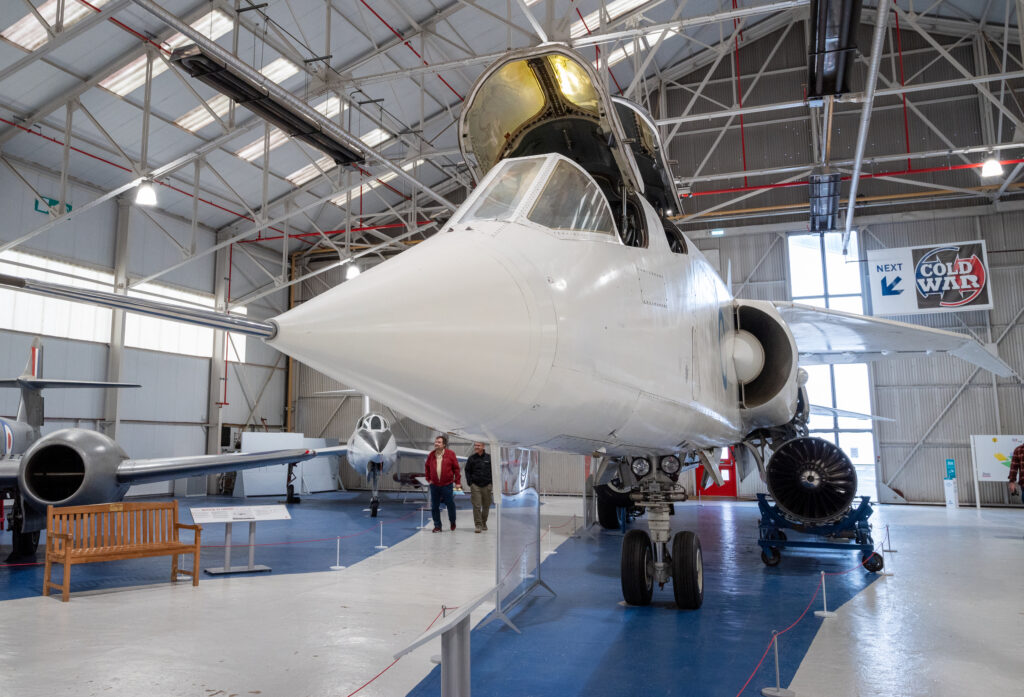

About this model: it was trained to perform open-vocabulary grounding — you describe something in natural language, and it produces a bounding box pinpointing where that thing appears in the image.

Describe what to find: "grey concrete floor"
[0,499,1019,697]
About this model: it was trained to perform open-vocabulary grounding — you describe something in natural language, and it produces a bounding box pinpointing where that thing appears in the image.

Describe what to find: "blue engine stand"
[756,493,883,572]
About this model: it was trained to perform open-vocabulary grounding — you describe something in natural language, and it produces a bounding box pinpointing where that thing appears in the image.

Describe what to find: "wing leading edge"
[117,448,339,485]
[774,302,1015,377]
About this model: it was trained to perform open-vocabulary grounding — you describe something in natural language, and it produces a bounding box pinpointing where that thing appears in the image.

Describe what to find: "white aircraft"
[1,45,1011,607]
[314,391,444,516]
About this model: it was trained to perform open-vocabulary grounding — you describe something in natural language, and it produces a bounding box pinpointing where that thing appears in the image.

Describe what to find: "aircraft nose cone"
[268,232,554,433]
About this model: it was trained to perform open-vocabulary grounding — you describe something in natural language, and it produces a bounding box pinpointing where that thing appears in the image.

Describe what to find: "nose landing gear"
[619,502,703,609]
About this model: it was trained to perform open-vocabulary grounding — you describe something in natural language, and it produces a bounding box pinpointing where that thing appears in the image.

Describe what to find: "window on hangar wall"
[786,231,876,499]
[0,250,244,361]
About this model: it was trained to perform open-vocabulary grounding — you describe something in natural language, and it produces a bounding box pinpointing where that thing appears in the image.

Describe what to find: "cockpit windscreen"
[527,159,616,235]
[460,158,543,224]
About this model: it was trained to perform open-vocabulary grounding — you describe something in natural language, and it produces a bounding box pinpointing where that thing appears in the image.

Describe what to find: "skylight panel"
[571,0,650,39]
[603,28,679,68]
[175,57,300,133]
[234,96,345,162]
[100,10,233,96]
[3,0,111,52]
[329,159,424,207]
[360,128,392,149]
[287,156,335,186]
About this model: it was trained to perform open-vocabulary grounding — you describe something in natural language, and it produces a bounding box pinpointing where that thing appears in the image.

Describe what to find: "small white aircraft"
[2,45,1011,606]
[314,391,443,516]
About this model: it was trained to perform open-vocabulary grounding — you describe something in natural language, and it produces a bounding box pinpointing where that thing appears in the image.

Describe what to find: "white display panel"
[238,432,305,496]
[970,435,1024,481]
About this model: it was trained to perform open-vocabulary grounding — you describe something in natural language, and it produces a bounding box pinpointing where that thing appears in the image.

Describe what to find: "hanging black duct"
[171,45,363,166]
[808,169,841,232]
[807,0,863,99]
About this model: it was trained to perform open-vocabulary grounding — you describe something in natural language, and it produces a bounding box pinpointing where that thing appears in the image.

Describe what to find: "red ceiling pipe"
[687,157,1024,197]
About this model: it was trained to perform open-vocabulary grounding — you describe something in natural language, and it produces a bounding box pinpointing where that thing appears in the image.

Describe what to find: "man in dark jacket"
[465,442,493,533]
[424,434,461,532]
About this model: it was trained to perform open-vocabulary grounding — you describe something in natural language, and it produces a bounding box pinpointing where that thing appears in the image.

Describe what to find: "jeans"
[430,483,456,528]
[470,484,493,527]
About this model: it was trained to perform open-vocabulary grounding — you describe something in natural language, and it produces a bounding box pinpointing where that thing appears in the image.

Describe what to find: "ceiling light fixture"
[345,264,361,280]
[135,180,157,206]
[980,155,1003,178]
[710,228,725,237]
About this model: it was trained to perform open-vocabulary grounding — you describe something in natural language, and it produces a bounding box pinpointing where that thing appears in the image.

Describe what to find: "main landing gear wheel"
[862,552,884,573]
[620,529,654,606]
[672,531,703,609]
[370,499,380,518]
[597,496,619,530]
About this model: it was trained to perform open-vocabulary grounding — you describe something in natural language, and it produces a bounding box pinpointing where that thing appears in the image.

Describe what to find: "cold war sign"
[867,240,993,315]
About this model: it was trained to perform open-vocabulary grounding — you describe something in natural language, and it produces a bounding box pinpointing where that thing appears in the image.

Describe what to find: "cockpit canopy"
[358,414,388,431]
[458,46,643,200]
[456,154,617,238]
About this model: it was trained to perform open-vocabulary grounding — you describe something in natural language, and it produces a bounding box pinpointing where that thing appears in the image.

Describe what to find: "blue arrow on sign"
[881,276,903,296]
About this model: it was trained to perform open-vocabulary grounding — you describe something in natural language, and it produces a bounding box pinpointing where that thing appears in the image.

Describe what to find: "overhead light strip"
[2,0,112,52]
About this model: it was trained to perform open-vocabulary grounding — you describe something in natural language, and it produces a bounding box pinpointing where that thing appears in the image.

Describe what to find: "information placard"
[189,505,291,524]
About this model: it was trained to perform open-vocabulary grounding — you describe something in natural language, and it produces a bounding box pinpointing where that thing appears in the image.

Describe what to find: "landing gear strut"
[5,497,40,563]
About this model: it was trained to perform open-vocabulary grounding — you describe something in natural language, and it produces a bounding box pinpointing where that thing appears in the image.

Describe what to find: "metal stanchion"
[375,521,389,550]
[546,524,557,556]
[813,571,836,618]
[761,631,796,697]
[330,536,345,570]
[883,524,897,552]
[570,514,580,539]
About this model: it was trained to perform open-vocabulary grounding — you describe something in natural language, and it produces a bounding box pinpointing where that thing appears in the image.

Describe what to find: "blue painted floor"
[408,501,879,697]
[0,491,464,601]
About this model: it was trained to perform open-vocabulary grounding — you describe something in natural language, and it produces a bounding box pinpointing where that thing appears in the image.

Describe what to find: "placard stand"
[206,521,271,575]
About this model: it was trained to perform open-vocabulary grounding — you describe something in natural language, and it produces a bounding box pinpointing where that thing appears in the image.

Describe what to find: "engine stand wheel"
[862,551,884,573]
[620,529,654,606]
[597,496,619,530]
[671,531,703,609]
[761,547,781,566]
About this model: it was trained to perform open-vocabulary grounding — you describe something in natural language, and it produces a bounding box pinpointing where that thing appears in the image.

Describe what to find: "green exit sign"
[34,197,71,215]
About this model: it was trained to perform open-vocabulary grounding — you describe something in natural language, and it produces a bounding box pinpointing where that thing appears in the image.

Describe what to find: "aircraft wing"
[116,448,324,485]
[397,446,469,463]
[0,458,20,486]
[809,404,894,422]
[773,302,1015,377]
[0,379,140,389]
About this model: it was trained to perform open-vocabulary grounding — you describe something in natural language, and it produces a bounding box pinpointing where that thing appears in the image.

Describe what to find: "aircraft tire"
[672,531,703,609]
[370,499,379,518]
[862,551,884,573]
[620,529,653,606]
[6,531,39,564]
[597,496,619,530]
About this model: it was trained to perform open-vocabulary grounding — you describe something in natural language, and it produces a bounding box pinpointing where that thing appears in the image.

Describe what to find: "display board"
[970,435,1024,481]
[867,240,992,315]
[190,504,291,523]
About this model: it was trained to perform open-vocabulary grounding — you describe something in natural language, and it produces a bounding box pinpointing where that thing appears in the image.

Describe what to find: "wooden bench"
[43,500,202,602]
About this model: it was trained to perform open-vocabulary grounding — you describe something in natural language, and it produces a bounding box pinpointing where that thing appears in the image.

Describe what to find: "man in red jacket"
[425,434,461,532]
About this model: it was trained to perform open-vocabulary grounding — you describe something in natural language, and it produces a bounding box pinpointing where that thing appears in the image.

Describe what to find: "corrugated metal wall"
[864,214,1024,505]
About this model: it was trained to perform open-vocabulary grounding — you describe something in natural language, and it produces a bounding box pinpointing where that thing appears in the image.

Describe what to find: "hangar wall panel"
[864,212,1024,505]
[0,165,116,269]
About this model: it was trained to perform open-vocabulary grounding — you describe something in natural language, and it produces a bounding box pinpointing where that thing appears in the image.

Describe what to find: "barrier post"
[761,631,796,697]
[330,536,345,570]
[883,525,897,553]
[570,514,580,539]
[546,524,557,556]
[375,521,389,550]
[813,571,836,618]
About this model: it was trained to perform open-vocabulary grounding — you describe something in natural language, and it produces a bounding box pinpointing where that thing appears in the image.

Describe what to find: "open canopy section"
[612,98,680,216]
[458,45,643,200]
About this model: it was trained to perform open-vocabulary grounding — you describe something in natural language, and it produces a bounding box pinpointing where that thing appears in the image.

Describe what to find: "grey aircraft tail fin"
[1,338,140,431]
